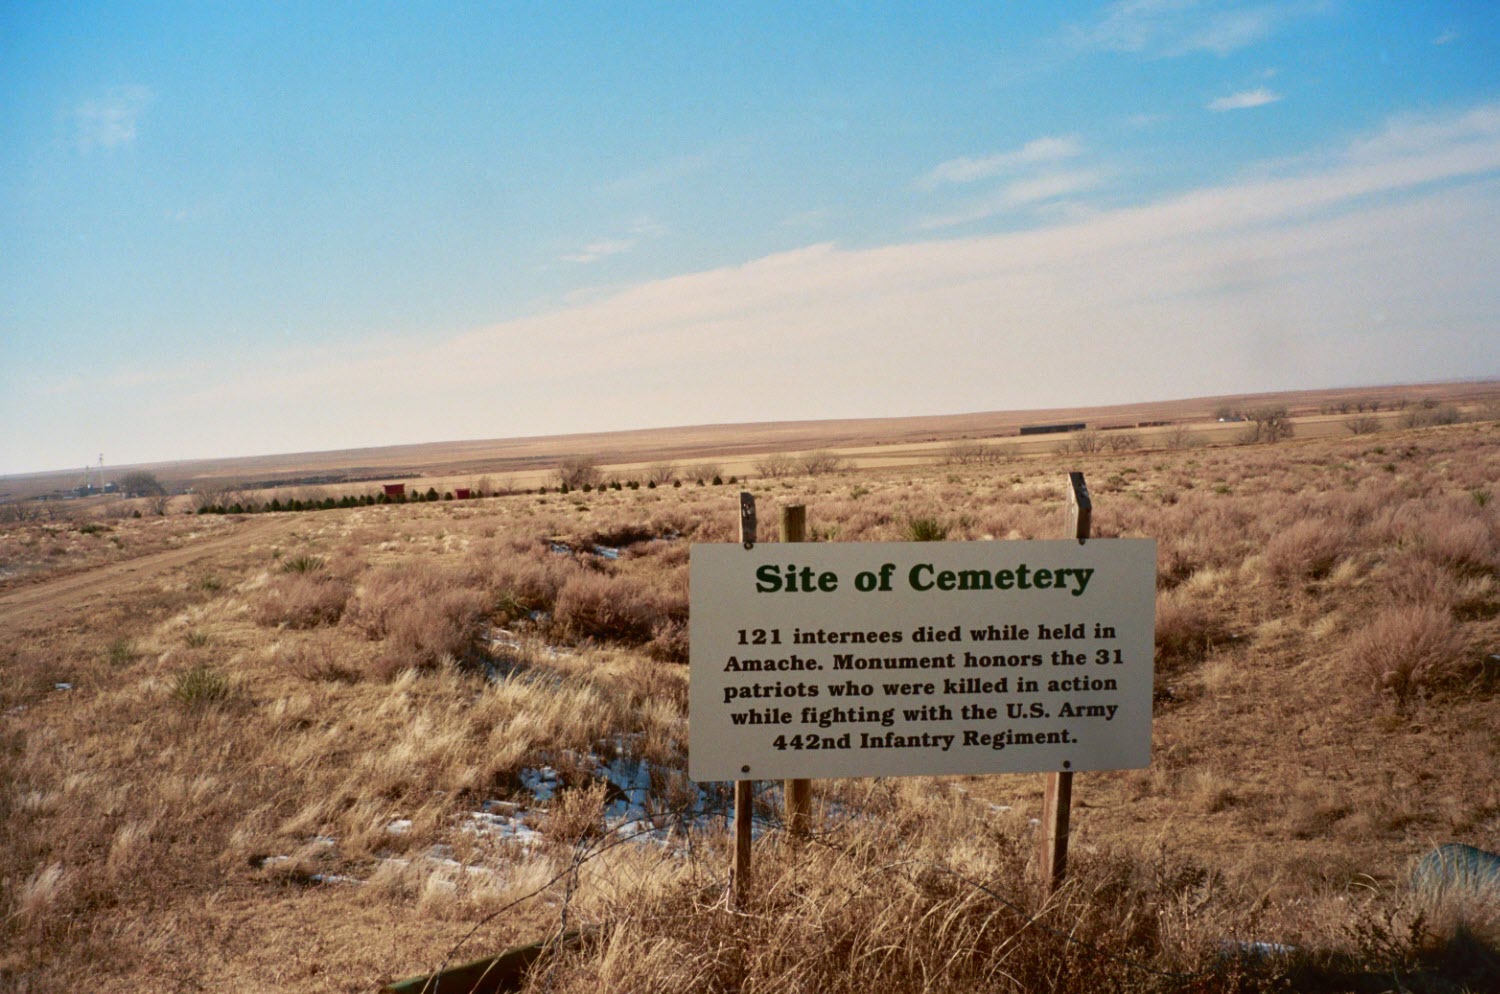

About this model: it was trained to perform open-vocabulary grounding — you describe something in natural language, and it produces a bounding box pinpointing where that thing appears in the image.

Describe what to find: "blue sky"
[3,2,1499,474]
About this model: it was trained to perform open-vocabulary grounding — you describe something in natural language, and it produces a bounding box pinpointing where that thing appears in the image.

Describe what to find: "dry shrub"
[1264,517,1351,583]
[1414,509,1499,576]
[542,806,1234,994]
[541,779,609,849]
[1188,768,1237,814]
[251,572,351,628]
[480,548,573,620]
[14,862,69,926]
[1280,784,1351,839]
[1383,556,1462,609]
[1154,589,1231,673]
[552,571,682,645]
[1410,878,1500,976]
[347,564,490,672]
[274,641,363,683]
[645,618,689,663]
[1343,604,1469,705]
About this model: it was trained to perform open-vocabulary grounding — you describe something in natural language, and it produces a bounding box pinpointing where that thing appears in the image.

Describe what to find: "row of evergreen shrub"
[552,475,736,495]
[195,487,484,515]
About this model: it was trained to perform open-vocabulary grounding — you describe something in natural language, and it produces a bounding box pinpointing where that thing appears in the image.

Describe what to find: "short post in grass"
[1037,471,1091,898]
[780,503,813,840]
[732,492,757,908]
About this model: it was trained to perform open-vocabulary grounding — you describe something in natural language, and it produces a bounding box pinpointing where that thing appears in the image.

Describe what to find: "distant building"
[454,488,471,500]
[383,483,406,497]
[1019,422,1086,436]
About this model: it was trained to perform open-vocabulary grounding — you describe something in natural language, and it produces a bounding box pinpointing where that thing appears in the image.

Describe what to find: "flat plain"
[2,382,1498,993]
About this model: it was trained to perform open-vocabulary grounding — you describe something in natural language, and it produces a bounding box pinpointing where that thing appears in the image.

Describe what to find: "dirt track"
[0,517,294,631]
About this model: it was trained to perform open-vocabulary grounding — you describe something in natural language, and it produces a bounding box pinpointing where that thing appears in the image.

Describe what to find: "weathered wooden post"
[1037,471,1091,898]
[732,492,757,908]
[780,504,812,840]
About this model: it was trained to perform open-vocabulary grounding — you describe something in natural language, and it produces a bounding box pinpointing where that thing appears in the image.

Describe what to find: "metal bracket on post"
[740,492,757,550]
[1067,471,1091,544]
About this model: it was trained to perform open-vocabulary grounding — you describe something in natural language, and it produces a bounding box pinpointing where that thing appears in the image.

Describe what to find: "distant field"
[5,379,1496,504]
[2,385,1498,992]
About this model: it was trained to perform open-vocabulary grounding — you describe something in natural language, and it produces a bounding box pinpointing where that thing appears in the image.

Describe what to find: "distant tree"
[1241,406,1295,444]
[1064,430,1104,455]
[1346,416,1382,436]
[1162,425,1198,451]
[645,462,678,486]
[118,471,166,498]
[192,480,247,512]
[1103,432,1141,453]
[556,455,602,490]
[754,453,796,479]
[800,450,845,476]
[0,500,42,523]
[942,440,989,465]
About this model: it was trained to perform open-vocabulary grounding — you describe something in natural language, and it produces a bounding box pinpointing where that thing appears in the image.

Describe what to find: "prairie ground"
[2,406,1498,992]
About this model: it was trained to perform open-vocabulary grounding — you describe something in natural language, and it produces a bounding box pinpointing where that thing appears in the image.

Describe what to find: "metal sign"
[689,539,1157,781]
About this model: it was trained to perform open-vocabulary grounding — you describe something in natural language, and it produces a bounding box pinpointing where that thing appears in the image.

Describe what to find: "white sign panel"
[689,539,1156,782]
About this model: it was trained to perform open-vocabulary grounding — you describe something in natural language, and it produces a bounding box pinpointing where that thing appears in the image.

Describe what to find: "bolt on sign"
[689,539,1157,782]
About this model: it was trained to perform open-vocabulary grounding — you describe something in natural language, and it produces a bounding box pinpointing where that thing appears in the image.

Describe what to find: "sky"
[3,2,1499,475]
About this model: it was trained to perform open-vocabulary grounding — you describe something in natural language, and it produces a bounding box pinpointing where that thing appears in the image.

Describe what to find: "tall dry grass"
[2,417,1498,992]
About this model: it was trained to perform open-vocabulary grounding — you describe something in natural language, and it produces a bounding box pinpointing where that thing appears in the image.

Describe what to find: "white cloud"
[1079,1,1316,58]
[74,85,154,150]
[562,238,636,264]
[918,136,1082,189]
[920,169,1107,229]
[1432,29,1459,46]
[12,102,1500,472]
[1208,88,1281,111]
[1086,1,1332,57]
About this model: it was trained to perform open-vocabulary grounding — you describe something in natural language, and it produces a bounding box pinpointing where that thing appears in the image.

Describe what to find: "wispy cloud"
[74,85,154,150]
[1208,88,1281,112]
[14,102,1500,472]
[918,136,1082,189]
[563,238,636,264]
[921,170,1107,229]
[561,217,667,264]
[1079,1,1311,58]
[1432,29,1459,46]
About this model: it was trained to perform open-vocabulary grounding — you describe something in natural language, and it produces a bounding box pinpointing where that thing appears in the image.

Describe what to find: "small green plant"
[280,554,325,574]
[184,631,211,648]
[107,638,137,666]
[77,522,108,535]
[850,485,870,500]
[906,517,948,541]
[171,664,233,709]
[1471,488,1492,508]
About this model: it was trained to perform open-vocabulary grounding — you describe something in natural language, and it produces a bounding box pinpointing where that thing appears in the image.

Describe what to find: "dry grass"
[1343,604,1471,706]
[1,412,1498,992]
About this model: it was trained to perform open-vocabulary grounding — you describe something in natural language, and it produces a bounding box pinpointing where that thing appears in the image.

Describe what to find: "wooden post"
[1038,472,1091,899]
[732,779,753,908]
[732,493,757,908]
[780,504,812,840]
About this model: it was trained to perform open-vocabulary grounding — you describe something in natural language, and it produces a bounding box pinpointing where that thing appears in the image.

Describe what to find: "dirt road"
[0,517,295,631]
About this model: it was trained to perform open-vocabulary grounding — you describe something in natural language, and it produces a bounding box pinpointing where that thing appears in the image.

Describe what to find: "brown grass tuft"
[1343,604,1470,705]
[1154,588,1231,673]
[251,572,351,628]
